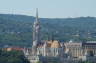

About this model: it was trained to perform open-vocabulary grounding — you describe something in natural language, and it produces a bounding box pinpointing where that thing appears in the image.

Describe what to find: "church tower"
[33,8,41,47]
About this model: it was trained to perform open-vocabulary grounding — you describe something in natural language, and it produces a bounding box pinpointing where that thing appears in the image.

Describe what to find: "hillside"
[0,49,29,63]
[0,14,96,47]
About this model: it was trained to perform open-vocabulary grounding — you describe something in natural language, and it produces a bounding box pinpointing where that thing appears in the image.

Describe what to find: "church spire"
[36,8,39,22]
[32,8,41,47]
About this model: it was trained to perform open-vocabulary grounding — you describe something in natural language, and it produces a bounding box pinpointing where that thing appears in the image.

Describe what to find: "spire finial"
[36,8,38,21]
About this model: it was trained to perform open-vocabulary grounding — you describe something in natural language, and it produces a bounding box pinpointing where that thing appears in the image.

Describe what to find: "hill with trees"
[0,14,96,47]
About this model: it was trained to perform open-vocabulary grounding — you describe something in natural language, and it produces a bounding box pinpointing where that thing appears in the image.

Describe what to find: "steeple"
[32,8,41,47]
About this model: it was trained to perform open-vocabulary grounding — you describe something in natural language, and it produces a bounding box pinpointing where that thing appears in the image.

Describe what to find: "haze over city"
[0,0,96,18]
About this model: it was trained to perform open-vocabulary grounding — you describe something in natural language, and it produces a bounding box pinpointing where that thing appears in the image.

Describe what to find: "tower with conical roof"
[33,8,41,47]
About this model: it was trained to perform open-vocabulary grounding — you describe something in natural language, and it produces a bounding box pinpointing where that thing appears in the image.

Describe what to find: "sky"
[0,0,96,18]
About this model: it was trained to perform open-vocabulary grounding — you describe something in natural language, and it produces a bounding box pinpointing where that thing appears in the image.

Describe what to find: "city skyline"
[0,0,96,18]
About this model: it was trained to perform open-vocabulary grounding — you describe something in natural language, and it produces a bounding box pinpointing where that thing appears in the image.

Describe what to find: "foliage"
[82,61,93,63]
[0,49,29,63]
[0,14,96,47]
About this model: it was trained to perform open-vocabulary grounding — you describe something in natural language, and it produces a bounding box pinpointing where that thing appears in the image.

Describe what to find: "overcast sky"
[0,0,96,18]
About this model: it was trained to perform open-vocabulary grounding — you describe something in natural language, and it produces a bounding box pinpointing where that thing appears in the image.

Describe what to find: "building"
[82,41,96,56]
[64,40,96,63]
[24,9,96,63]
[64,40,83,58]
[24,9,65,63]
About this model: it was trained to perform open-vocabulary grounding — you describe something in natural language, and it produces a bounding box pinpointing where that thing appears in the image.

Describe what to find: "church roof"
[51,40,61,48]
[36,40,61,48]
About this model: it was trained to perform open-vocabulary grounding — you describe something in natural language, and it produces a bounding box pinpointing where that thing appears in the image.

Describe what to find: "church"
[24,9,65,63]
[24,9,96,63]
